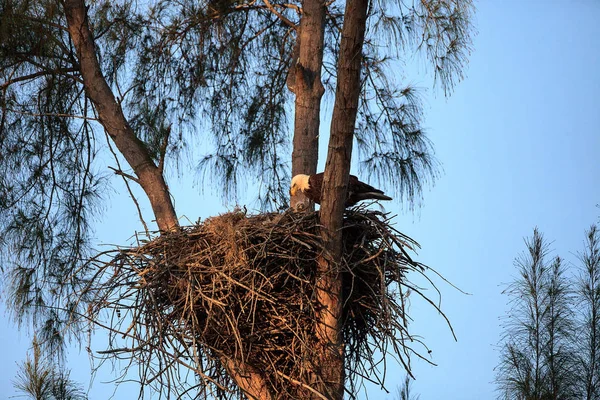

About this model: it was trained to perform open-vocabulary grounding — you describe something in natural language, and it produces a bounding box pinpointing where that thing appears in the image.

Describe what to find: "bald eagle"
[290,173,392,207]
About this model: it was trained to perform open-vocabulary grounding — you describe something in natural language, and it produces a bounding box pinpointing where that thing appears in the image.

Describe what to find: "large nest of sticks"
[89,208,441,398]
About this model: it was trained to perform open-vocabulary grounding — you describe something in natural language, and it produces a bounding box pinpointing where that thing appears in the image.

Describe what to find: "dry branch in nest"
[84,207,449,399]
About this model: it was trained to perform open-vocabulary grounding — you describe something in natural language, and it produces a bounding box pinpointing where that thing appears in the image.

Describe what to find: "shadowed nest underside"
[86,208,445,399]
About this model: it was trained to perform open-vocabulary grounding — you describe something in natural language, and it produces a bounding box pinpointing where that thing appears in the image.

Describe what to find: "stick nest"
[89,208,441,398]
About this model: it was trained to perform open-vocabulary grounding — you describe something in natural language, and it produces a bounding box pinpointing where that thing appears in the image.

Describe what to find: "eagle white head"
[290,174,311,196]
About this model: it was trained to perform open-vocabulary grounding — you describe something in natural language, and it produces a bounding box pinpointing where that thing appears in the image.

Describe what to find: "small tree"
[496,229,575,400]
[13,338,87,400]
[542,256,576,399]
[575,225,600,399]
[396,374,420,400]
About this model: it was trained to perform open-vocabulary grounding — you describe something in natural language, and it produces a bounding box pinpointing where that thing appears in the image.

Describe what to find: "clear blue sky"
[1,1,599,399]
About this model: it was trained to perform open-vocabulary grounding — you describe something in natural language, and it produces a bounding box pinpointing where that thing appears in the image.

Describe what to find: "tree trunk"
[316,0,369,398]
[222,357,273,400]
[63,0,178,232]
[289,0,326,210]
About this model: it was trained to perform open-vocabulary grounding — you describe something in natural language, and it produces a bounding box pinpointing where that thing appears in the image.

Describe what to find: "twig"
[104,131,150,236]
[262,0,297,28]
[108,166,140,184]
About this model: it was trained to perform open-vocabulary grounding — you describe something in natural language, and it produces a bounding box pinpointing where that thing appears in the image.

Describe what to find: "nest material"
[92,208,438,399]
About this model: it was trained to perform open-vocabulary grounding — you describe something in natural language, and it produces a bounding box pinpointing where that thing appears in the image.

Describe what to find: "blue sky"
[1,1,600,399]
[384,2,600,398]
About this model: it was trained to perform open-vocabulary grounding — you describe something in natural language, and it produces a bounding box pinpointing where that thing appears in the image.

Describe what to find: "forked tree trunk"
[289,0,326,210]
[316,0,369,397]
[63,0,178,233]
[65,0,367,397]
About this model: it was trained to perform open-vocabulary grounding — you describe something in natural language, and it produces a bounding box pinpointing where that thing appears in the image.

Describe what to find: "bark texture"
[289,0,326,210]
[222,357,273,400]
[316,0,370,397]
[63,0,178,232]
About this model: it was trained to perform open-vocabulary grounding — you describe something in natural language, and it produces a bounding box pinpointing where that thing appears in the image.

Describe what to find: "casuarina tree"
[496,230,577,400]
[1,0,474,398]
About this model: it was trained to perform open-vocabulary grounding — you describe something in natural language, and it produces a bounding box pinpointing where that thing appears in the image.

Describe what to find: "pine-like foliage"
[496,229,576,399]
[396,374,421,400]
[357,0,473,206]
[575,226,600,399]
[13,337,87,400]
[1,0,475,209]
[0,0,102,356]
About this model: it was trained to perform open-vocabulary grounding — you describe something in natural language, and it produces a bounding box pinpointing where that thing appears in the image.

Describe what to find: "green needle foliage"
[576,226,600,400]
[1,0,102,359]
[13,337,87,400]
[497,230,576,399]
[396,374,420,400]
[497,226,600,400]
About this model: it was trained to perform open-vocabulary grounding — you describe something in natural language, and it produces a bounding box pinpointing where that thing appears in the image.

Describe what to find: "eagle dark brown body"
[290,173,392,207]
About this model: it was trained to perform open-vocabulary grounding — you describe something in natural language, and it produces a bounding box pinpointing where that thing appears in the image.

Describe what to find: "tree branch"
[62,0,178,232]
[0,68,80,90]
[107,166,140,184]
[5,108,98,121]
[262,0,296,28]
